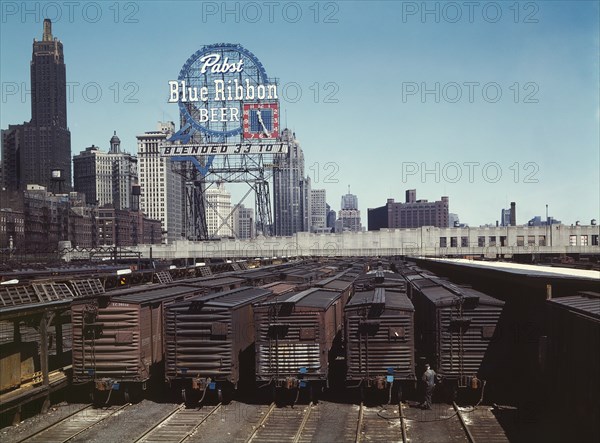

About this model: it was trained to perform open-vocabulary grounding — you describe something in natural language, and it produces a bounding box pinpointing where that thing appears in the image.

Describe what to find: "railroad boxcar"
[345,287,415,402]
[254,287,348,401]
[179,276,245,293]
[545,291,600,442]
[164,286,273,403]
[71,284,205,402]
[260,281,298,296]
[411,277,505,399]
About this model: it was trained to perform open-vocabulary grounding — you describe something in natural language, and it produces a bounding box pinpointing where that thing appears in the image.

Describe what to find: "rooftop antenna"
[348,185,350,194]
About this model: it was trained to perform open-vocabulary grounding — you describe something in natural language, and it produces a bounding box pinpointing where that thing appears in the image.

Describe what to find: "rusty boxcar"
[164,287,273,403]
[411,276,505,399]
[71,284,205,402]
[345,287,415,402]
[545,291,600,442]
[254,286,349,401]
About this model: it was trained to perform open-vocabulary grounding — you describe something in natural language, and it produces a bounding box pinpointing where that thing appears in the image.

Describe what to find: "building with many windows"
[73,132,137,210]
[337,189,362,232]
[137,122,184,243]
[1,20,72,192]
[368,189,449,230]
[310,189,327,232]
[233,204,255,239]
[205,182,233,238]
[273,129,311,236]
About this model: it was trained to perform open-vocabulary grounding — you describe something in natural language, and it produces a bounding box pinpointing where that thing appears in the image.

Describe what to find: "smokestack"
[43,19,53,41]
[510,202,516,226]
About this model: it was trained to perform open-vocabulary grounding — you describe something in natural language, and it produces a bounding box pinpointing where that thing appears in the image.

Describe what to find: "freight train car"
[254,287,349,402]
[345,287,415,402]
[545,291,600,442]
[164,287,273,403]
[410,277,505,400]
[179,276,245,293]
[71,284,205,403]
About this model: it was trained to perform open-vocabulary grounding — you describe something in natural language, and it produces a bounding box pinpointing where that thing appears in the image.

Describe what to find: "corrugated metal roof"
[549,293,600,320]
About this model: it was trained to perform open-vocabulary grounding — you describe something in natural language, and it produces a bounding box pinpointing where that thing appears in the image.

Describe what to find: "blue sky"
[1,1,599,226]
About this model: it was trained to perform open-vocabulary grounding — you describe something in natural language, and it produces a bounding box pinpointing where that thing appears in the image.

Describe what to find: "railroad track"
[17,403,130,443]
[246,402,315,443]
[355,402,406,443]
[453,402,510,443]
[133,402,221,443]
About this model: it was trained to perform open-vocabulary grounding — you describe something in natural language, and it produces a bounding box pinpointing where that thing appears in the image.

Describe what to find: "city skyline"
[1,2,598,226]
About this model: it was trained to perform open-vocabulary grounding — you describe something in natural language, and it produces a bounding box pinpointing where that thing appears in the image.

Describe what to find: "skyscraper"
[233,204,255,239]
[273,129,311,236]
[338,188,362,232]
[137,122,184,243]
[73,132,137,209]
[310,189,327,232]
[2,19,71,191]
[24,20,72,190]
[205,182,233,238]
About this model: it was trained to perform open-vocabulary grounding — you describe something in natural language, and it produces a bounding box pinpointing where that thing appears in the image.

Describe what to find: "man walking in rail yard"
[421,363,436,409]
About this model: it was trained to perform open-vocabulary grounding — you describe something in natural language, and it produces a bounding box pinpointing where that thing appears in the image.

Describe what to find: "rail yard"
[1,257,598,442]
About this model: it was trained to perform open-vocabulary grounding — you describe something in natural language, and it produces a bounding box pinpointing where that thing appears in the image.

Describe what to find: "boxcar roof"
[347,289,414,311]
[168,286,272,311]
[183,276,245,287]
[260,282,297,295]
[418,280,504,307]
[112,285,203,304]
[193,286,272,308]
[258,288,343,309]
[548,292,600,320]
[316,270,356,289]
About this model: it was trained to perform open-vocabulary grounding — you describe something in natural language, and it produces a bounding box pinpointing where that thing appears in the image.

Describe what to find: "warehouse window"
[489,236,496,247]
[478,236,485,247]
[569,235,577,246]
[450,237,457,247]
[580,235,588,246]
[538,235,546,246]
[439,237,447,248]
[461,236,469,247]
[517,236,525,246]
[528,235,535,246]
[592,235,598,246]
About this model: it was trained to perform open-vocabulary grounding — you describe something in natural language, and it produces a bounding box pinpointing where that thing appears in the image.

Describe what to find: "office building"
[368,189,449,230]
[205,182,233,238]
[233,204,255,239]
[137,121,184,243]
[273,129,311,236]
[73,131,137,209]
